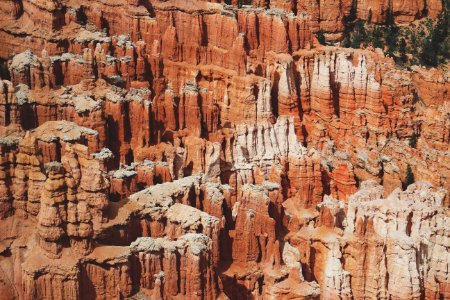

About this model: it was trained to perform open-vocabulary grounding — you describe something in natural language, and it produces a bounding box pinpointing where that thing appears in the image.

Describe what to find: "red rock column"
[74,144,109,225]
[311,53,334,120]
[37,162,67,258]
[181,81,202,137]
[131,234,218,299]
[288,153,324,208]
[82,48,95,80]
[13,132,45,217]
[233,184,277,264]
[0,142,13,219]
[63,145,94,255]
[0,80,21,126]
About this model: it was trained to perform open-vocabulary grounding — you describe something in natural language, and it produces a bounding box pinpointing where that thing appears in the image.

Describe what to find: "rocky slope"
[0,0,449,299]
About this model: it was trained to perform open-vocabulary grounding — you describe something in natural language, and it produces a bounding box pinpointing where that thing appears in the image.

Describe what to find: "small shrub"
[317,30,327,45]
[404,164,415,189]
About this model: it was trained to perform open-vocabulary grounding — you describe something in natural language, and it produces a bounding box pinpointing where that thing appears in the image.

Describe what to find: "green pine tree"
[367,9,373,24]
[399,38,408,63]
[349,0,357,22]
[317,30,327,45]
[372,26,384,49]
[404,165,415,189]
[410,132,418,149]
[386,6,394,26]
[385,25,398,57]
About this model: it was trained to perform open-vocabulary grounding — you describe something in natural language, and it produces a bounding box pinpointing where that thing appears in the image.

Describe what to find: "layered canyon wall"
[0,0,449,299]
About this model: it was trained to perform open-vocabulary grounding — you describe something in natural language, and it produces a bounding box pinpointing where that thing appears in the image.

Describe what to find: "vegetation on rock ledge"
[317,0,450,68]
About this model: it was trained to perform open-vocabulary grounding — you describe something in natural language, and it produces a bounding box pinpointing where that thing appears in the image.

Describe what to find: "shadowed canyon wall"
[0,0,449,299]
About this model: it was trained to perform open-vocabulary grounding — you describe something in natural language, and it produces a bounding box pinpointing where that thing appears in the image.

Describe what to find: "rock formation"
[0,0,448,299]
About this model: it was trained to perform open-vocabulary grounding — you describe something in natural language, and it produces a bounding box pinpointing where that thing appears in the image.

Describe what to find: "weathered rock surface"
[131,234,217,299]
[285,181,449,300]
[0,0,448,299]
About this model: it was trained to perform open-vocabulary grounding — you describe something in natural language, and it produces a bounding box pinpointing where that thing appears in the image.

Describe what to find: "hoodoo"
[0,0,449,299]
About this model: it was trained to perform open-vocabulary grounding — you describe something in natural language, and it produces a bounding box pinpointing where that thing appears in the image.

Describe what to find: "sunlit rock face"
[0,0,448,299]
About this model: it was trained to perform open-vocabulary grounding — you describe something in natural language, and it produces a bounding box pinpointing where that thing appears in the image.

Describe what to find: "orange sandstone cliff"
[0,0,449,299]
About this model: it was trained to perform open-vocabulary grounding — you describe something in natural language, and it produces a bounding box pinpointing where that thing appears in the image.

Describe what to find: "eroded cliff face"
[0,0,448,299]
